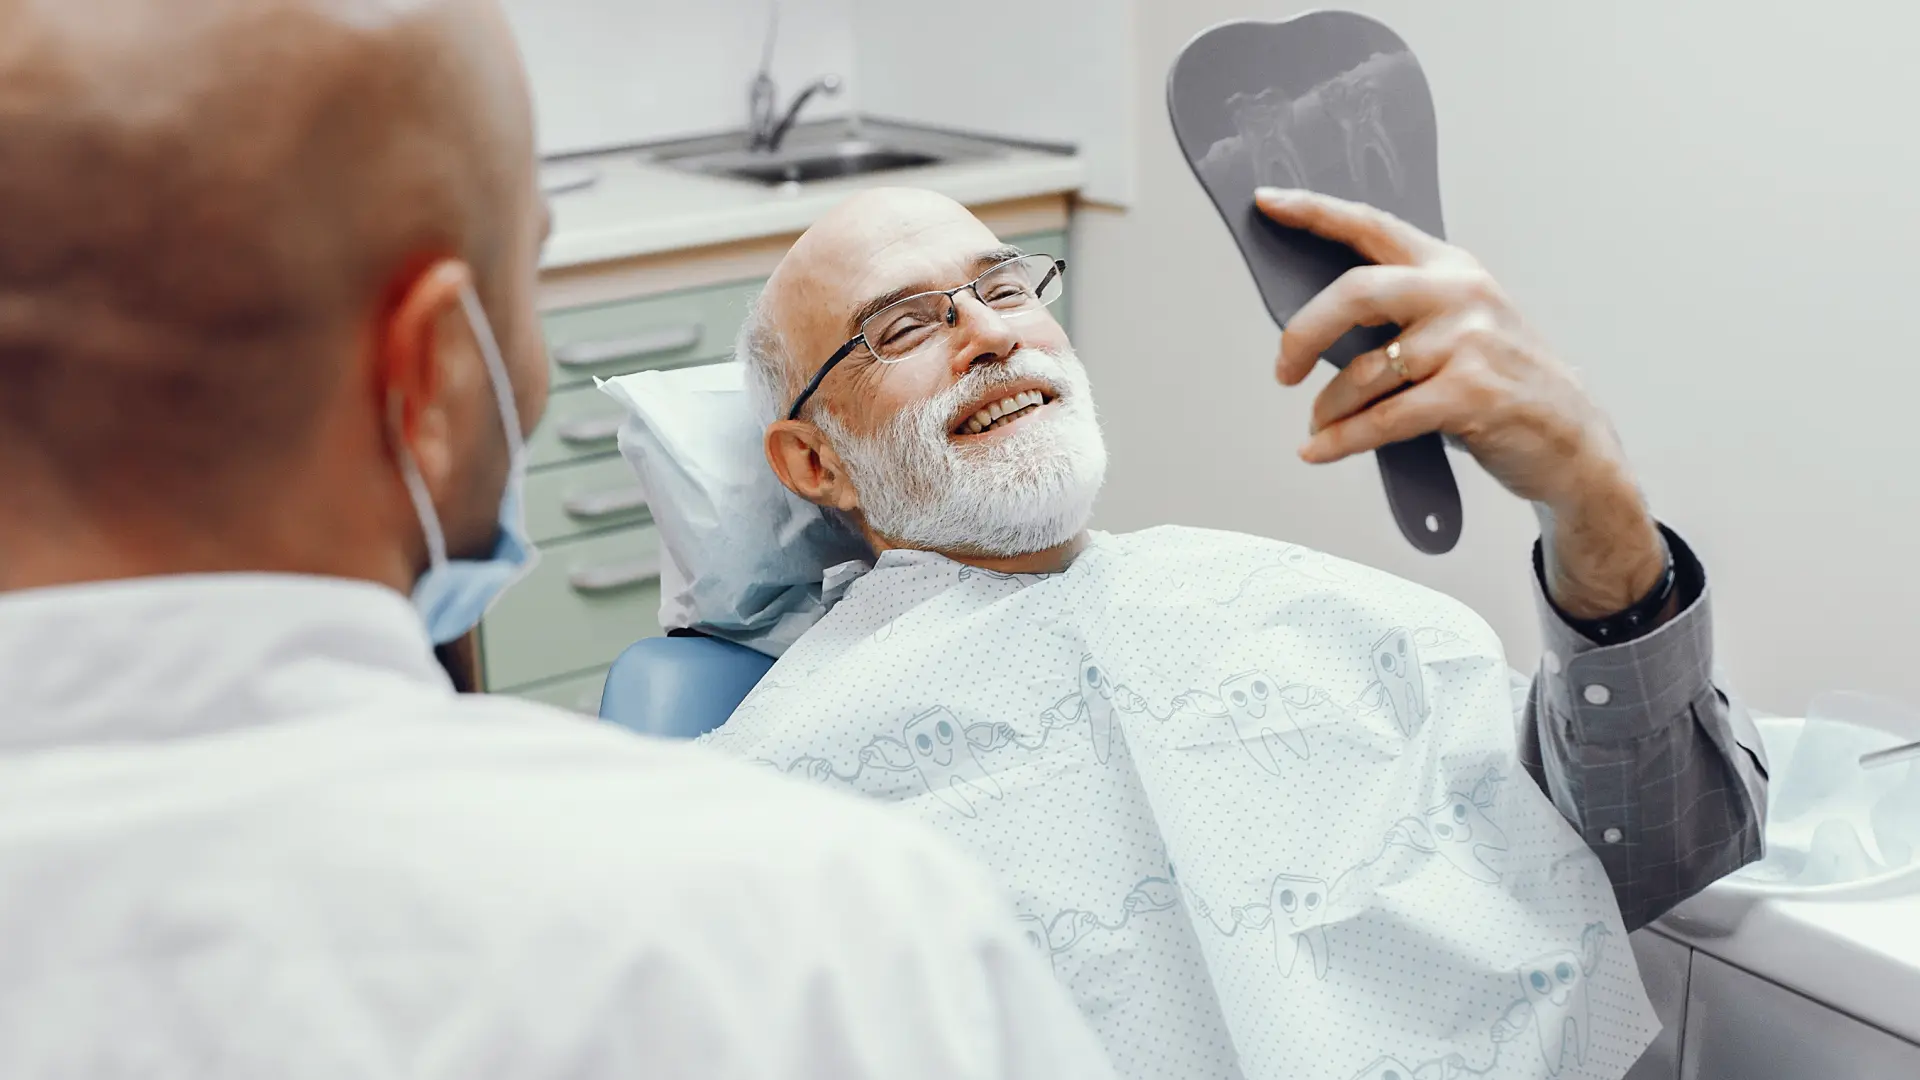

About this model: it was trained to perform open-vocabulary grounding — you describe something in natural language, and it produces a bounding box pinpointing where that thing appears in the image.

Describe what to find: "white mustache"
[927,350,1077,436]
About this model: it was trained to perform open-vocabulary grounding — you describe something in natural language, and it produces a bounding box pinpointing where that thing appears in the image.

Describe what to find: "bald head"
[769,187,990,312]
[0,0,548,588]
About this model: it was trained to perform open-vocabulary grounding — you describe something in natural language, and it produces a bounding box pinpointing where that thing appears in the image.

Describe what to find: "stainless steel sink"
[642,119,1059,187]
[724,143,943,185]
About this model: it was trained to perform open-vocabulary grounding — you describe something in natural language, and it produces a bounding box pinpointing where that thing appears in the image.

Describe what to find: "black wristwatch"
[1537,543,1678,646]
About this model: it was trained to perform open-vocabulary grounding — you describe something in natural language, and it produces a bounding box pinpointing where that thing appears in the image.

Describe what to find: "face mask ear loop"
[459,282,528,468]
[388,394,451,570]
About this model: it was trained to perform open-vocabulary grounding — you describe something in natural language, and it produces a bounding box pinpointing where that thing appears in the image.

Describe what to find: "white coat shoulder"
[0,693,1113,1080]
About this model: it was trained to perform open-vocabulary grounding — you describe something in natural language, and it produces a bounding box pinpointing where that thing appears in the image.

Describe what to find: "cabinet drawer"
[526,381,629,469]
[542,279,761,389]
[506,666,609,716]
[481,525,663,690]
[524,455,650,545]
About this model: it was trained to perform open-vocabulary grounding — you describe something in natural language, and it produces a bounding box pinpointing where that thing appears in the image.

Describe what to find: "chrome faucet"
[745,2,842,152]
[751,74,842,152]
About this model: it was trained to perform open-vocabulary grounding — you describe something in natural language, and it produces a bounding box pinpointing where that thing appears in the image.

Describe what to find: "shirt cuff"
[1532,523,1714,744]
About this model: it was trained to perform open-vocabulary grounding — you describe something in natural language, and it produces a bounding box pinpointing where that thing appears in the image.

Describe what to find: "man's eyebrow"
[845,245,1032,336]
[972,244,1027,271]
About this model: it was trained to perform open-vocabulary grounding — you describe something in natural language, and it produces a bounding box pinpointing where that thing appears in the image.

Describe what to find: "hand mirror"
[1168,11,1462,554]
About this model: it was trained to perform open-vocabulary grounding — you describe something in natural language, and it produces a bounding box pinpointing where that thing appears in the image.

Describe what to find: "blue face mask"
[392,282,539,645]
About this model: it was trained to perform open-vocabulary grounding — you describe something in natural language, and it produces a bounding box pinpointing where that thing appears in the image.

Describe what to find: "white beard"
[817,347,1108,558]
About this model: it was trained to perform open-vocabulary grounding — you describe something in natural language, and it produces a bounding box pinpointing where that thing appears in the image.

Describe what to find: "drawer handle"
[557,414,625,446]
[568,559,661,596]
[554,325,702,369]
[563,486,648,522]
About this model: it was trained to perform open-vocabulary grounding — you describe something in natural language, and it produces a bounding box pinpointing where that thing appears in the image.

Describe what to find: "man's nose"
[944,291,1021,375]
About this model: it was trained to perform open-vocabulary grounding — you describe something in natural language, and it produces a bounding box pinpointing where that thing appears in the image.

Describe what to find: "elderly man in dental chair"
[608,186,1767,1080]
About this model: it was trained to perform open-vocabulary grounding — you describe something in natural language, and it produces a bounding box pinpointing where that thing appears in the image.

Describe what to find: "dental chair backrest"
[599,633,775,739]
[591,362,866,739]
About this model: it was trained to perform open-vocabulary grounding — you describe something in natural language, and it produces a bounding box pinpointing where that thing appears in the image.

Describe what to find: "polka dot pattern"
[707,527,1658,1079]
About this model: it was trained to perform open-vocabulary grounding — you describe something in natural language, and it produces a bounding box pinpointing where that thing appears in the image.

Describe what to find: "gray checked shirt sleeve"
[1513,524,1769,932]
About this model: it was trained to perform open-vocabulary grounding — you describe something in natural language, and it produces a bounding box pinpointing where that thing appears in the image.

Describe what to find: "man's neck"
[0,502,416,596]
[864,529,1092,576]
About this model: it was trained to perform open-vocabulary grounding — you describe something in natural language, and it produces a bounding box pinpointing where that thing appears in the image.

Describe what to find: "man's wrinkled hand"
[1256,187,1627,510]
[1255,187,1666,616]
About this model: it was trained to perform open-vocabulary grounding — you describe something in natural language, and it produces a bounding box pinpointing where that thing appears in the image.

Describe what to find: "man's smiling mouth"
[954,389,1055,436]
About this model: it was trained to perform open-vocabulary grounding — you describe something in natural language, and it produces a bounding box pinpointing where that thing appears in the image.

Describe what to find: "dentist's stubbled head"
[0,0,552,627]
[745,188,1107,561]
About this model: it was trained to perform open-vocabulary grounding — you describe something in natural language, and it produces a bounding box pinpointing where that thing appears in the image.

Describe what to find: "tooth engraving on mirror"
[1227,88,1310,189]
[1194,50,1415,202]
[1321,57,1408,195]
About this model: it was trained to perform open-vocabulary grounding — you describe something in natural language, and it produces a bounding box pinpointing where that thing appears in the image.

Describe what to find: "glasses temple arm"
[1038,259,1065,295]
[786,337,863,421]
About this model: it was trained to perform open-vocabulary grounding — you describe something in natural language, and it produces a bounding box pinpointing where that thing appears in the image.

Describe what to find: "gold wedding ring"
[1385,340,1409,381]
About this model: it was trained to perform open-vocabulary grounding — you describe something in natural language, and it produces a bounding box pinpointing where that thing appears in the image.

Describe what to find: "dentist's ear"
[766,420,861,514]
[380,258,476,502]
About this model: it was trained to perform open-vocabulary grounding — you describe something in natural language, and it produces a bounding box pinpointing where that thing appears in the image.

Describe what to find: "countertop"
[537,138,1085,271]
[1649,710,1920,1044]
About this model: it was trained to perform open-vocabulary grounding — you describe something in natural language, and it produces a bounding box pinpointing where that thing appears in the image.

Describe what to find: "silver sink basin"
[723,143,944,185]
[642,119,1050,187]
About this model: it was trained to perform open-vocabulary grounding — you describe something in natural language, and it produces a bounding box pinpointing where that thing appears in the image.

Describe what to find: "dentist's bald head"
[0,0,550,592]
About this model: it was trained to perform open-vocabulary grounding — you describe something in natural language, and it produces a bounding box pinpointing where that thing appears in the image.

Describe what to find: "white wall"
[502,0,856,155]
[505,0,1139,202]
[851,0,1138,205]
[1074,0,1920,714]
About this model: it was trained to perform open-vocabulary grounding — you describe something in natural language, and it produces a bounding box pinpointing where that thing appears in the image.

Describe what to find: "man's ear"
[381,258,475,495]
[765,419,860,513]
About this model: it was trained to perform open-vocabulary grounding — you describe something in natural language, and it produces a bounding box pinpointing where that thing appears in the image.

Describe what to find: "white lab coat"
[0,575,1115,1080]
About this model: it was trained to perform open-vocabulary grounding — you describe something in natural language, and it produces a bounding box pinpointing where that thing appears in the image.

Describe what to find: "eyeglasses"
[785,253,1067,421]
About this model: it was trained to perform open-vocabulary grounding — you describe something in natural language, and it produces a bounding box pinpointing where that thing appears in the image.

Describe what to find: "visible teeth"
[958,390,1049,435]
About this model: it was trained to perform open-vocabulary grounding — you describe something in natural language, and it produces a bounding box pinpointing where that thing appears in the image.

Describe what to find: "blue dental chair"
[598,632,774,739]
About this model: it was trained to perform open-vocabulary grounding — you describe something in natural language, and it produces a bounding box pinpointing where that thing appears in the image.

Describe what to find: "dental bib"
[703,528,1657,1080]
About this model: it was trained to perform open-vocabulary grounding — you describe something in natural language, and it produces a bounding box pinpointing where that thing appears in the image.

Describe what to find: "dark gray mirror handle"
[1316,323,1462,555]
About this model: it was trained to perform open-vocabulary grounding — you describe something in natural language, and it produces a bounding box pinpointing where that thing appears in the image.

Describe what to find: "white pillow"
[596,363,871,657]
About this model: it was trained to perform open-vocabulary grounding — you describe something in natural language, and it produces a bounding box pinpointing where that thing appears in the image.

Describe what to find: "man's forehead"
[770,191,1001,343]
[837,217,1004,307]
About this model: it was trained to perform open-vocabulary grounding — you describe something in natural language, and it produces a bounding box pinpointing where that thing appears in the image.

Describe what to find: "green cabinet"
[541,279,761,389]
[523,455,650,546]
[524,381,628,469]
[482,524,663,691]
